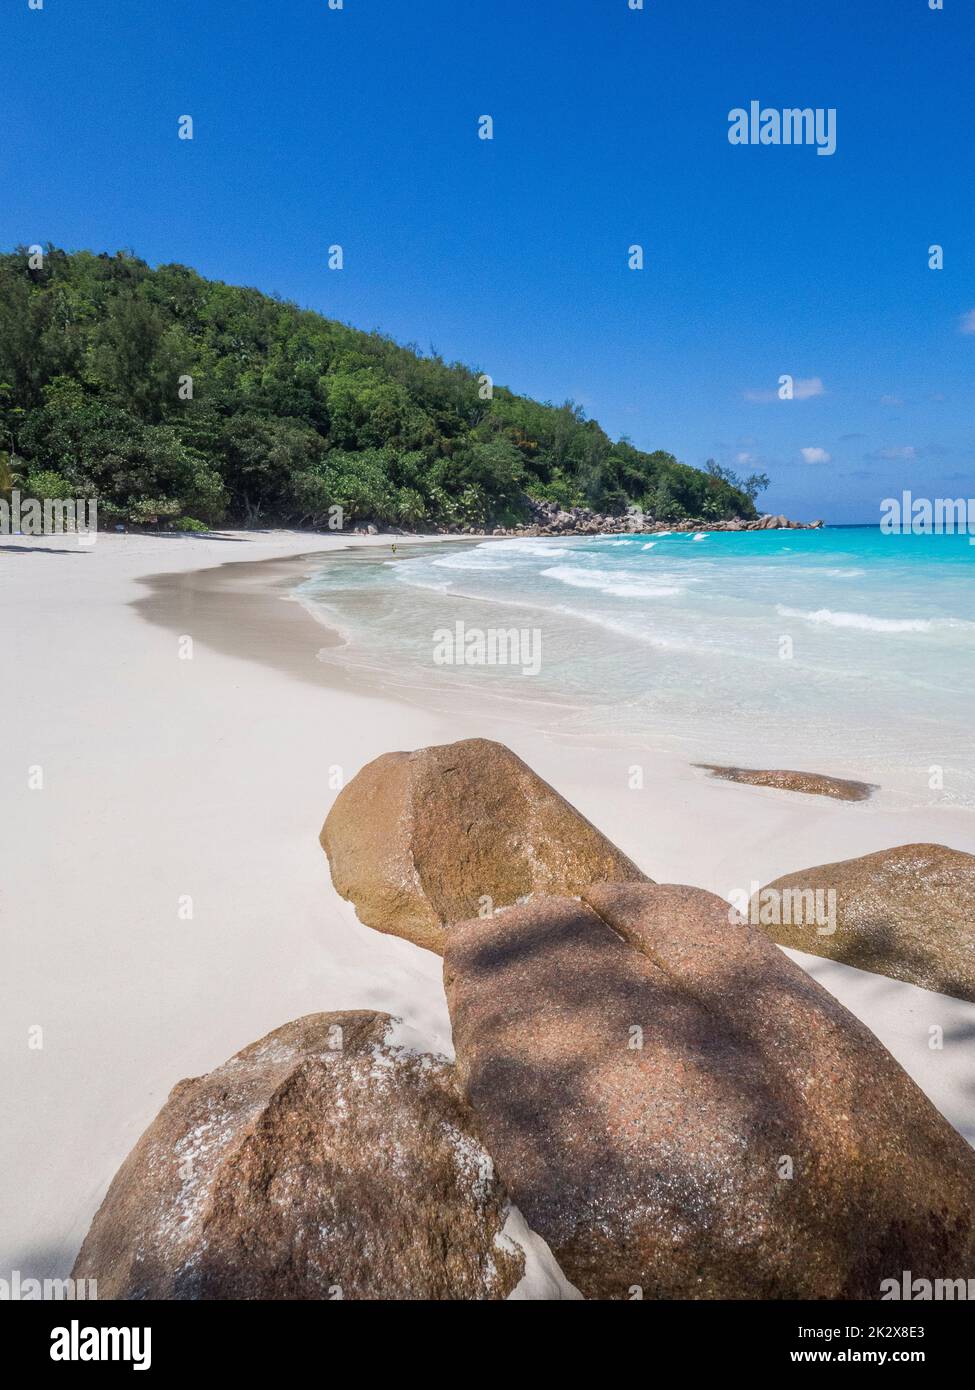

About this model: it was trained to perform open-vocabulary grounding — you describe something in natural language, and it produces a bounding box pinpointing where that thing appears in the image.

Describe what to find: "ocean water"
[296,527,975,809]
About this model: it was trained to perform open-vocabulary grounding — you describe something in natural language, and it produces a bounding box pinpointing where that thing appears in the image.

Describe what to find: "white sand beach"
[3,530,974,1289]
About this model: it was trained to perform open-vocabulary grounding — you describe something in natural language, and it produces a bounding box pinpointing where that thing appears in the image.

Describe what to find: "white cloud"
[879,394,904,407]
[960,309,975,335]
[735,451,755,464]
[801,447,831,464]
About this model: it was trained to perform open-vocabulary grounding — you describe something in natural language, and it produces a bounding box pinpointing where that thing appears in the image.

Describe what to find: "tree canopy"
[0,247,760,529]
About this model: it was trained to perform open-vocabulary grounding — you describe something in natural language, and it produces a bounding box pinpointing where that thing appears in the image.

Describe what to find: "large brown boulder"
[444,883,975,1300]
[321,738,648,953]
[72,1011,524,1300]
[757,843,975,1002]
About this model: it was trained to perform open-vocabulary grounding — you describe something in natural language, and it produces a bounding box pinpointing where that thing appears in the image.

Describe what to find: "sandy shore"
[2,529,974,1288]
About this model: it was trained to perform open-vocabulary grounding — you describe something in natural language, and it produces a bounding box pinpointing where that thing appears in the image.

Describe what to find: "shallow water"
[296,527,975,809]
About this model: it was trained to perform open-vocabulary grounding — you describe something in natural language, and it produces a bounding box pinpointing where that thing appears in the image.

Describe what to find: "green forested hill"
[0,247,762,530]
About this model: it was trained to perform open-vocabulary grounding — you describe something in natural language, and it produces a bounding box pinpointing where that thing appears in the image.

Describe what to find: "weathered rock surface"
[444,883,975,1299]
[758,843,975,1001]
[697,763,876,801]
[321,738,648,953]
[72,1011,524,1300]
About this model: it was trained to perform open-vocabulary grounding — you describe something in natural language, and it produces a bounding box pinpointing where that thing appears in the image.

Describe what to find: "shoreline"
[3,530,974,1286]
[130,538,472,695]
[137,536,975,827]
[127,536,975,888]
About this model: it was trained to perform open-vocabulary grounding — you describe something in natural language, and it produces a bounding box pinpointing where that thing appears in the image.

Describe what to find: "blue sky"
[2,0,972,522]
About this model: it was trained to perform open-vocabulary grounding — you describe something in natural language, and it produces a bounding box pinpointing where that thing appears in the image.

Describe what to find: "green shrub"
[126,497,181,525]
[24,468,75,500]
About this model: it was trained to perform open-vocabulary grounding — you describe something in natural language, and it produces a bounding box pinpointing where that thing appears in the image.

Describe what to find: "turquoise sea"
[297,527,975,809]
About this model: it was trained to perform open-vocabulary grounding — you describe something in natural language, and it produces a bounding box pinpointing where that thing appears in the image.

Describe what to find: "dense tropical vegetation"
[0,247,764,529]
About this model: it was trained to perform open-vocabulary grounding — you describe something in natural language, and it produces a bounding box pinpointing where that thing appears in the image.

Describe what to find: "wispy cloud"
[801,447,831,464]
[793,377,826,400]
[959,309,975,335]
[744,377,825,403]
[879,394,904,407]
[867,445,917,461]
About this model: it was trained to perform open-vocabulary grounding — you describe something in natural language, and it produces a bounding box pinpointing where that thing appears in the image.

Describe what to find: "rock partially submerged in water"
[72,1011,524,1300]
[758,842,975,1001]
[444,882,975,1299]
[321,737,648,953]
[696,763,876,801]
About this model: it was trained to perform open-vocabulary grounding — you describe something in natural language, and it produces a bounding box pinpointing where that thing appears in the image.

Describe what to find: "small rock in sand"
[696,763,876,801]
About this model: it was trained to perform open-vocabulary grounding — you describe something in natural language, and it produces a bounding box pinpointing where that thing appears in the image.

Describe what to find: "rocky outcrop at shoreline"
[72,1011,524,1300]
[350,497,825,538]
[758,843,975,1002]
[500,499,824,539]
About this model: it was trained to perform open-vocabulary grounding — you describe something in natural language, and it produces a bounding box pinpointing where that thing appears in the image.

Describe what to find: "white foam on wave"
[602,582,682,598]
[641,542,656,550]
[431,553,514,571]
[555,604,695,652]
[542,565,682,598]
[390,568,452,593]
[476,539,572,559]
[776,604,974,634]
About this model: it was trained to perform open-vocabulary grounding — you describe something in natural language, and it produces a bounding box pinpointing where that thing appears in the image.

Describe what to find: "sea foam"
[776,605,973,634]
[541,565,682,598]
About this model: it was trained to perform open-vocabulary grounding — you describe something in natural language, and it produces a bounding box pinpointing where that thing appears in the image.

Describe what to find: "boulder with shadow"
[755,842,975,1002]
[443,882,975,1299]
[72,1011,524,1300]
